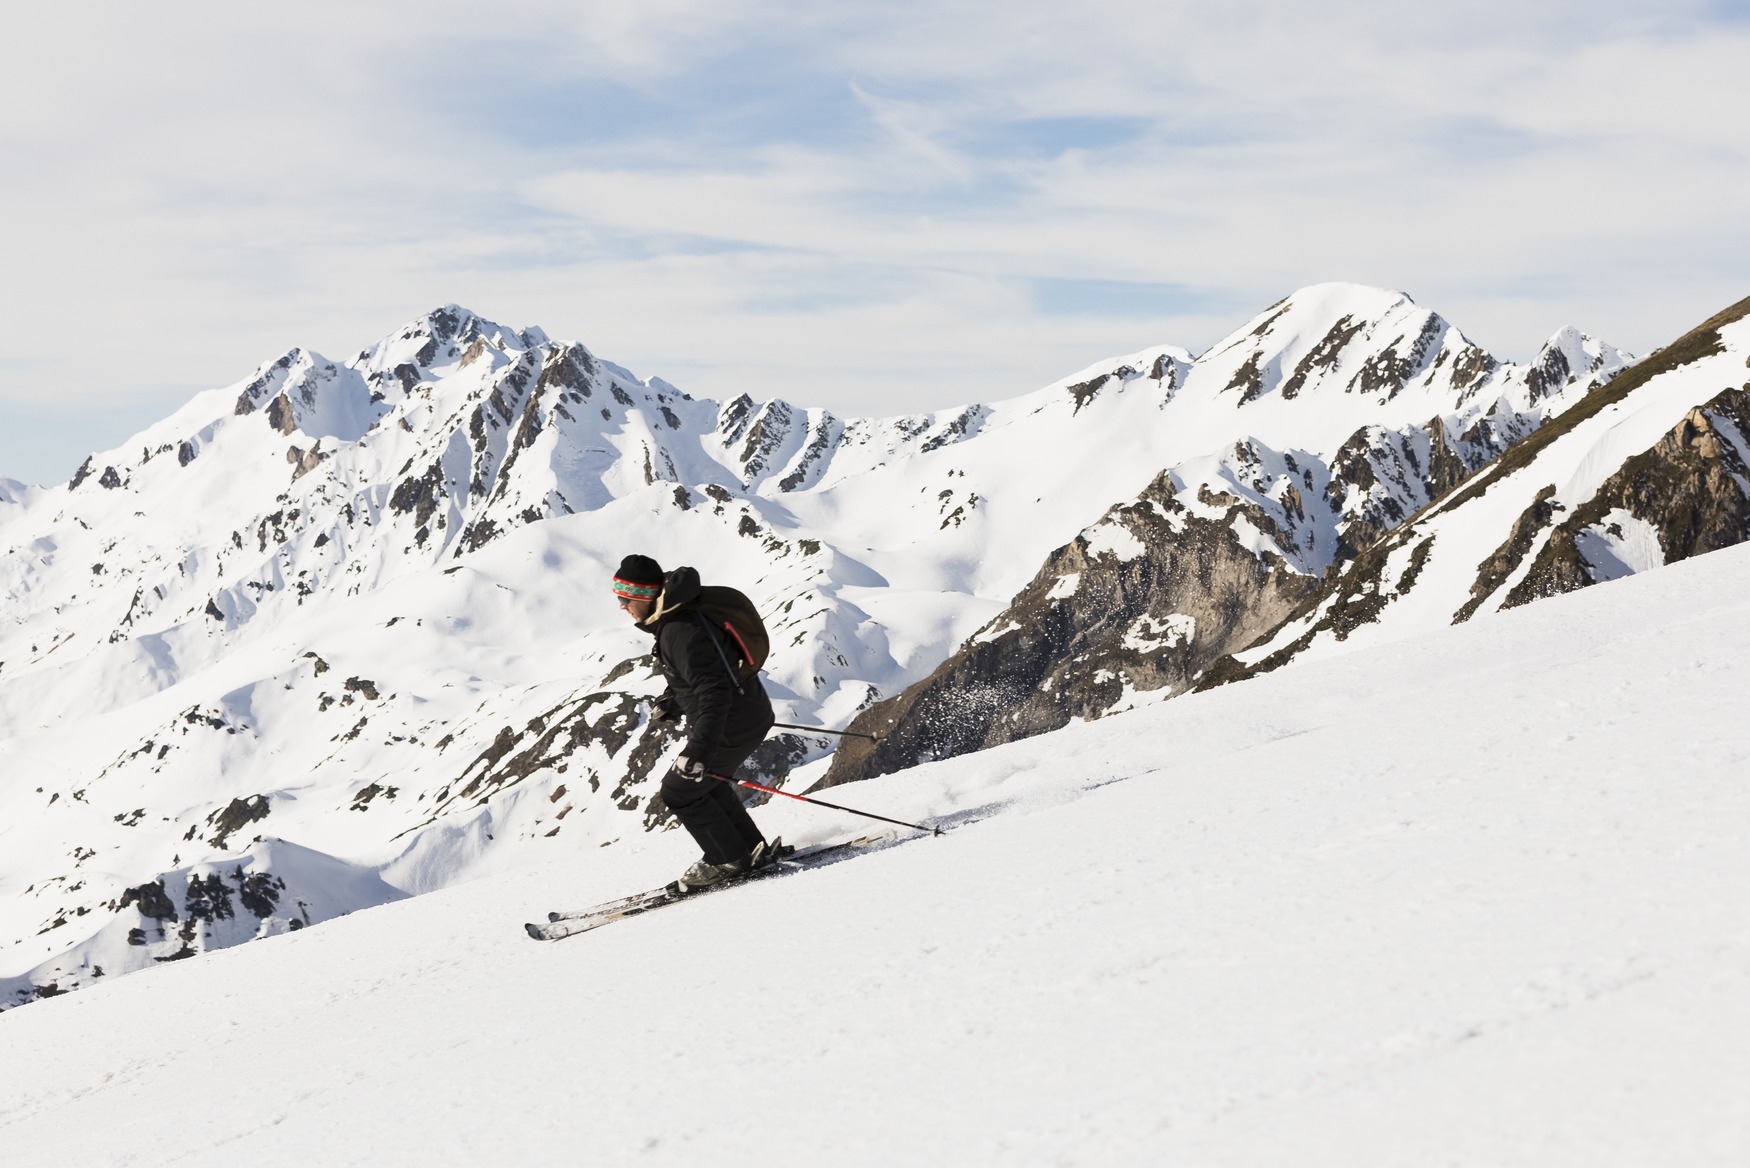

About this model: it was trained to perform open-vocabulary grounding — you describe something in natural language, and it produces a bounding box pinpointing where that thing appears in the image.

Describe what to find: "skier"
[612,554,776,890]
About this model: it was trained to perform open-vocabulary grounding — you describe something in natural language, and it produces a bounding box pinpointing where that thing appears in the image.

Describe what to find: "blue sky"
[2,0,1748,485]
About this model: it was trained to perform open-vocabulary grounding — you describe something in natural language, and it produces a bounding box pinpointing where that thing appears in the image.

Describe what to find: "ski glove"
[669,755,708,783]
[651,694,681,723]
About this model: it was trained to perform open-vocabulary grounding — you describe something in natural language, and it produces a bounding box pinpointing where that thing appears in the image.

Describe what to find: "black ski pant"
[661,741,766,864]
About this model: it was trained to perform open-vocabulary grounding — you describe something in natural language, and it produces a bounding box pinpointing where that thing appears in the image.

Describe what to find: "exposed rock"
[207,795,271,849]
[1227,350,1267,402]
[1524,341,1573,403]
[116,880,177,921]
[265,393,298,435]
[439,692,646,815]
[236,869,286,917]
[1282,315,1366,399]
[234,351,300,416]
[1347,314,1444,401]
[1505,388,1750,607]
[1326,418,1486,559]
[287,443,326,480]
[460,518,500,552]
[1450,345,1501,398]
[350,783,398,811]
[183,873,235,924]
[1454,485,1562,622]
[738,734,812,798]
[344,677,380,701]
[739,400,796,481]
[921,405,988,452]
[388,460,447,530]
[718,394,757,444]
[779,413,842,492]
[819,475,1323,788]
[1067,376,1108,413]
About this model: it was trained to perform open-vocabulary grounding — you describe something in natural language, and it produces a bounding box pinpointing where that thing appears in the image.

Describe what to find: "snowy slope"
[0,287,1626,1005]
[1,535,1746,1166]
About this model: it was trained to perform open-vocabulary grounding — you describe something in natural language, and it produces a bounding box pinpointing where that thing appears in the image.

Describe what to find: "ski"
[542,836,799,925]
[525,833,893,942]
[546,886,665,923]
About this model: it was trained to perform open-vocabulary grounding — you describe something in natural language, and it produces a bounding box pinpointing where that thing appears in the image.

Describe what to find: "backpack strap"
[693,610,746,696]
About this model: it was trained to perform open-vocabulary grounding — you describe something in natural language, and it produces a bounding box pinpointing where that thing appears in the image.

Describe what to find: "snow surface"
[1122,611,1196,652]
[1574,508,1665,581]
[2,538,1746,1166]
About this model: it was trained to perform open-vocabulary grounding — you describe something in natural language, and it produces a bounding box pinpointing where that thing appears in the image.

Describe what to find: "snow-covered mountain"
[0,285,1630,1006]
[821,286,1631,785]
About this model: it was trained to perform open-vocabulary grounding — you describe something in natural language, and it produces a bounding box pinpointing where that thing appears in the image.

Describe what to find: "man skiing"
[613,554,776,890]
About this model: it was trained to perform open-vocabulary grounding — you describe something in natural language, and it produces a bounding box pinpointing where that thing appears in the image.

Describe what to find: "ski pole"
[710,773,941,836]
[770,720,883,743]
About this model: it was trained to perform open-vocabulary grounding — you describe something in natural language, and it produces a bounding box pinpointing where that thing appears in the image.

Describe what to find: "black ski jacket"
[643,567,774,769]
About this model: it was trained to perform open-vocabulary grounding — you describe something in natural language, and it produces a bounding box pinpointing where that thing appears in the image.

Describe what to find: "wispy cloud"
[2,1,1747,485]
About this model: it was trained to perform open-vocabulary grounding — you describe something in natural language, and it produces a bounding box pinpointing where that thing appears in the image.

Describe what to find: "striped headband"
[611,577,662,600]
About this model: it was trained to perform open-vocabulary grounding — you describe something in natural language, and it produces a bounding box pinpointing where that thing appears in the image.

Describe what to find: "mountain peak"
[1193,282,1473,408]
[1526,325,1633,401]
[1214,283,1417,352]
[352,306,547,389]
[228,347,385,442]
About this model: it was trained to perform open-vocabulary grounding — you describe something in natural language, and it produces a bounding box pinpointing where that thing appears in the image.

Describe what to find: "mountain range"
[9,281,1750,1008]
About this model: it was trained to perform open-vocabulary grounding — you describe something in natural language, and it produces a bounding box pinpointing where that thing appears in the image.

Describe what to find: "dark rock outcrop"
[207,795,271,849]
[1505,388,1750,607]
[819,473,1324,787]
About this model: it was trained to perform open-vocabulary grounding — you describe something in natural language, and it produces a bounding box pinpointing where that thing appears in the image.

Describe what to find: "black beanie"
[612,554,665,600]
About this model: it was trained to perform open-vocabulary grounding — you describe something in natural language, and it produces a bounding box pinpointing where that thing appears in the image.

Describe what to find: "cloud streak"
[2,0,1747,484]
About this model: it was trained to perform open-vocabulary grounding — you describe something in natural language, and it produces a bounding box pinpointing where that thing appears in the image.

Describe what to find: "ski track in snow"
[0,541,1746,1166]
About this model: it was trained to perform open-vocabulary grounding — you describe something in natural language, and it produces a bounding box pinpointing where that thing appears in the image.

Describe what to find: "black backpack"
[696,586,769,686]
[662,567,770,691]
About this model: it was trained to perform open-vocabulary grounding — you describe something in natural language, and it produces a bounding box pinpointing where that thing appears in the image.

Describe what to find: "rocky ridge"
[1198,293,1750,686]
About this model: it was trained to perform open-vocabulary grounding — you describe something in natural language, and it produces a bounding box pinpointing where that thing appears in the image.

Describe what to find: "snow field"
[1,540,1746,1165]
